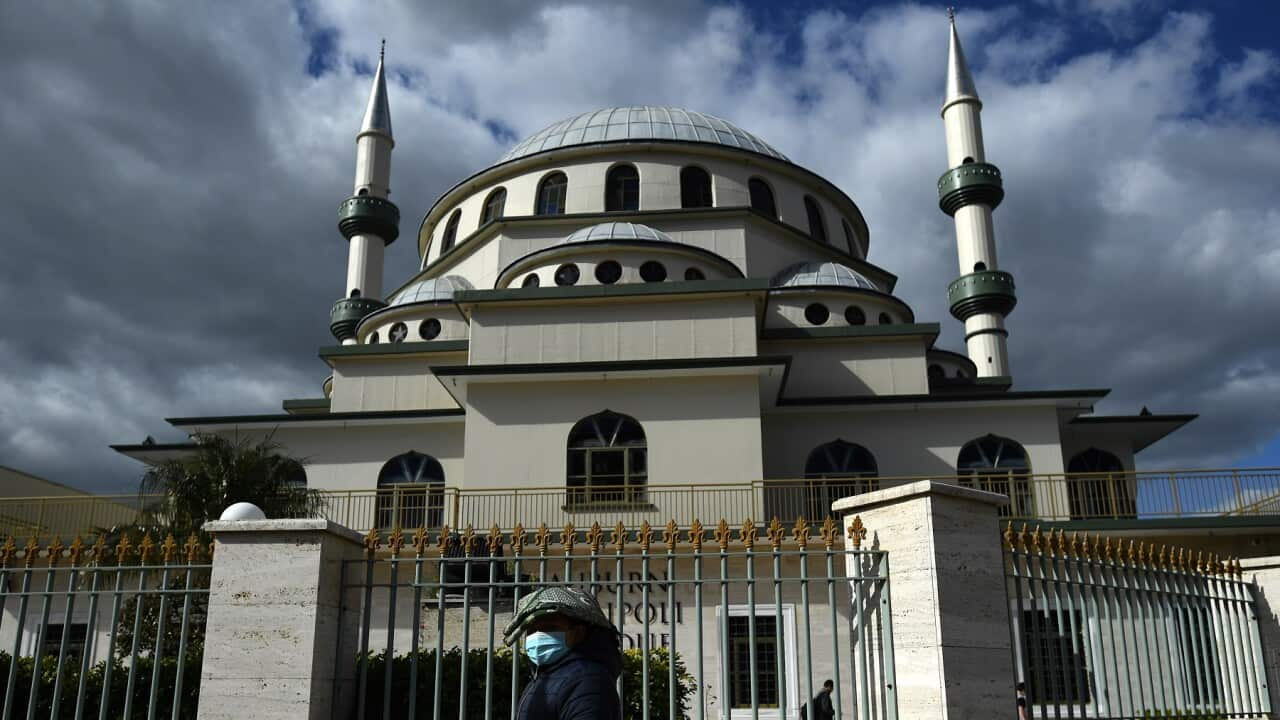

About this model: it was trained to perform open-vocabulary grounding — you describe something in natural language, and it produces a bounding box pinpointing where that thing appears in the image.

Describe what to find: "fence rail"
[1003,524,1270,719]
[2,468,1277,540]
[339,516,895,720]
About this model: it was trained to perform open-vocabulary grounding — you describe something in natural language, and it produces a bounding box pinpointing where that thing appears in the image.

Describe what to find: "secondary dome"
[773,262,879,291]
[390,275,473,306]
[562,222,674,246]
[499,106,789,164]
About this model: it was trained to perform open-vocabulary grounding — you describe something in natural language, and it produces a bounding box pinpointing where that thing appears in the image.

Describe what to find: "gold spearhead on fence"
[46,536,65,567]
[412,527,430,556]
[1030,526,1043,555]
[1070,531,1081,559]
[138,533,156,564]
[462,525,477,556]
[161,534,179,564]
[183,534,201,563]
[639,521,654,552]
[92,535,107,565]
[363,529,381,557]
[846,516,867,549]
[740,519,758,549]
[24,536,40,567]
[1017,523,1029,553]
[68,536,86,567]
[115,535,132,566]
[1196,551,1204,573]
[767,518,784,549]
[436,526,452,552]
[535,523,551,555]
[1080,533,1094,561]
[611,521,628,552]
[0,537,16,567]
[1158,545,1168,570]
[819,517,838,549]
[663,520,679,551]
[487,525,503,556]
[587,522,604,554]
[792,517,811,549]
[714,519,731,551]
[1003,522,1014,550]
[1103,536,1113,563]
[560,523,576,553]
[388,527,405,555]
[511,523,527,554]
[1126,540,1137,565]
[688,519,705,551]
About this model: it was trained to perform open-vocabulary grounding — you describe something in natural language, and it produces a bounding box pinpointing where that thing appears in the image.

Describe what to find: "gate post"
[1240,556,1280,717]
[834,480,1013,720]
[196,519,364,720]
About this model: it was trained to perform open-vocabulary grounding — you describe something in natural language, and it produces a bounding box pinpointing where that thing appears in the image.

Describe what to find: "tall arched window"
[482,187,507,225]
[804,196,828,244]
[536,172,568,215]
[801,440,879,520]
[1067,448,1133,520]
[842,219,858,255]
[958,434,1031,517]
[605,165,640,212]
[748,177,777,218]
[440,209,461,254]
[377,451,445,529]
[680,166,713,208]
[566,410,646,507]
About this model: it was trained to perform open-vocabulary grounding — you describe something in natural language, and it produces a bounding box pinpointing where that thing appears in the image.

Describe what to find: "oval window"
[804,303,830,326]
[555,263,581,286]
[368,331,380,344]
[389,322,408,343]
[684,267,706,281]
[419,318,442,341]
[845,306,866,326]
[639,261,667,283]
[595,260,622,284]
[521,273,541,288]
[878,312,893,325]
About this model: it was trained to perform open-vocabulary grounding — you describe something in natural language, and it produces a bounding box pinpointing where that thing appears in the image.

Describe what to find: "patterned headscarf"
[502,585,617,645]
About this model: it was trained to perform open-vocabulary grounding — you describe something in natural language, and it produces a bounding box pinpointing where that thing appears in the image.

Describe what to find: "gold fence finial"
[560,523,576,553]
[487,525,503,556]
[664,520,679,551]
[461,525,477,556]
[388,527,405,555]
[137,533,156,564]
[1126,540,1137,565]
[436,525,452,552]
[535,523,551,555]
[1158,545,1168,570]
[767,518,785,549]
[847,516,867,549]
[715,519,731,551]
[1069,531,1081,559]
[183,533,201,563]
[1196,550,1204,573]
[792,517,811,549]
[68,536,86,566]
[820,517,838,549]
[91,535,107,565]
[740,519,758,549]
[161,533,179,564]
[1003,522,1014,550]
[1080,533,1095,561]
[114,535,132,566]
[511,523,526,554]
[688,519,705,551]
[1016,523,1029,553]
[1030,525,1043,555]
[610,522,627,552]
[1103,536,1114,563]
[412,527,429,556]
[0,536,16,567]
[24,536,40,567]
[1144,542,1155,567]
[587,522,604,554]
[639,521,654,552]
[46,537,65,567]
[1176,547,1186,572]
[363,528,381,557]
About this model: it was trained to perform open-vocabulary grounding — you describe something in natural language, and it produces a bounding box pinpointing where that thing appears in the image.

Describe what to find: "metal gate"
[1003,524,1271,719]
[339,516,897,720]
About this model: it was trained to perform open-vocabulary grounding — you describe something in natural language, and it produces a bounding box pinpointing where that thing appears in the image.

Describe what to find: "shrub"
[0,651,201,718]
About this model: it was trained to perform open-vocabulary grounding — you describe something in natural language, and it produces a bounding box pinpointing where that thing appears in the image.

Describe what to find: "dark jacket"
[516,630,622,720]
[800,689,835,720]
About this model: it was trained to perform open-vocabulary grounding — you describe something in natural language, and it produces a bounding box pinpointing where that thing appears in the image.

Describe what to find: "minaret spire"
[937,11,1016,378]
[330,42,401,345]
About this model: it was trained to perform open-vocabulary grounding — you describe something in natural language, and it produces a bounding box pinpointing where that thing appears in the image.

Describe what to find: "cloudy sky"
[1,0,1277,493]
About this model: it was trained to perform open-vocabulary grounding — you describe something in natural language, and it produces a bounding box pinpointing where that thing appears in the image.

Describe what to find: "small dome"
[772,262,878,291]
[390,275,474,306]
[500,106,788,164]
[562,222,674,246]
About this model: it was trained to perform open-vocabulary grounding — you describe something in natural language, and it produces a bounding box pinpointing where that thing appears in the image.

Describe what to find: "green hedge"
[360,646,695,719]
[0,652,201,718]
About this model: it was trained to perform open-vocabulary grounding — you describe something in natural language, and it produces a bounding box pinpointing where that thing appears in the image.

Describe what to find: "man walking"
[799,679,835,720]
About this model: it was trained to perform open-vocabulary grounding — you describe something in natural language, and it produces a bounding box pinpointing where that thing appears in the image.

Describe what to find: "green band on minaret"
[338,196,400,244]
[947,270,1016,321]
[937,162,1003,216]
[329,296,388,342]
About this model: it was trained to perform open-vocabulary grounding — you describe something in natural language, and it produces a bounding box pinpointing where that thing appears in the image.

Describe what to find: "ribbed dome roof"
[499,106,788,164]
[561,222,674,246]
[390,275,473,306]
[772,262,879,291]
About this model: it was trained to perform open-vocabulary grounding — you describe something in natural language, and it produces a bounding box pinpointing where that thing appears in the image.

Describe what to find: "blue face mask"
[524,631,570,666]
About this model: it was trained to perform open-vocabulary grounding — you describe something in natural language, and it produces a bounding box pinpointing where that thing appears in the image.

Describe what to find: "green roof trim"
[282,398,331,414]
[778,387,1110,407]
[454,278,770,305]
[318,340,469,361]
[1070,414,1199,424]
[760,323,940,342]
[108,442,199,453]
[167,408,464,427]
[431,355,790,377]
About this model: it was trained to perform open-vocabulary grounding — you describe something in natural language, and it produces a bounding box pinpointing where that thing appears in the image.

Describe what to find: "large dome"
[499,106,789,164]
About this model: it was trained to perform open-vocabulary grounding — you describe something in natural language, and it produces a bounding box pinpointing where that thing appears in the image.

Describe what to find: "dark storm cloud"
[0,2,1276,493]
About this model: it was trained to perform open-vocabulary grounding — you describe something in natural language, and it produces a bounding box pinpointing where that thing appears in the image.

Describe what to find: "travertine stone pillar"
[197,519,364,720]
[1240,556,1280,718]
[834,480,1013,720]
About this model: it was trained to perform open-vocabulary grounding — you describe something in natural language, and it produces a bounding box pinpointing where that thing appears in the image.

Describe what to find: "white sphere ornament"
[219,502,267,521]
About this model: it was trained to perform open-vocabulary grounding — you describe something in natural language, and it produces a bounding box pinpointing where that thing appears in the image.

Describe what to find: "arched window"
[605,165,640,212]
[748,178,777,218]
[802,440,879,520]
[376,451,445,529]
[482,187,507,225]
[958,434,1032,517]
[536,172,568,215]
[1067,448,1133,520]
[804,196,828,244]
[566,410,646,507]
[440,210,461,254]
[842,219,858,255]
[680,166,713,208]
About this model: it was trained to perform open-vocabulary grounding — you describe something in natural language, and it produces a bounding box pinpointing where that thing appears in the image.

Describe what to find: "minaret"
[330,41,400,345]
[938,12,1016,377]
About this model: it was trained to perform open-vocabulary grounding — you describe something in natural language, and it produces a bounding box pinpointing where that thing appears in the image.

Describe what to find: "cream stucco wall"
[329,354,465,412]
[266,421,465,494]
[765,338,930,397]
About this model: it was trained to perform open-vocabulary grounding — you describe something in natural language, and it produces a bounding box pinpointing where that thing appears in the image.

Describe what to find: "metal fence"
[338,516,896,720]
[0,533,211,719]
[1003,524,1271,719]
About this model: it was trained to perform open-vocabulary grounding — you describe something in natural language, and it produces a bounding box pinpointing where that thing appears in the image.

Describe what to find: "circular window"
[389,322,408,343]
[521,273,540,288]
[804,303,830,325]
[594,260,622,284]
[845,306,866,326]
[368,331,380,344]
[928,364,945,381]
[639,261,667,283]
[555,263,580,286]
[419,318,441,341]
[878,312,893,325]
[684,267,705,281]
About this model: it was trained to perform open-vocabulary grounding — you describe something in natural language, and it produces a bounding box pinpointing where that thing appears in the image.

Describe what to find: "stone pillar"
[1240,556,1280,718]
[197,519,364,720]
[833,480,1013,720]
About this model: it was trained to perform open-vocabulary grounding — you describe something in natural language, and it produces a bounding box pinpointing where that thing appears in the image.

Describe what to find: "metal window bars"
[1003,523,1271,719]
[0,533,211,719]
[338,516,897,720]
